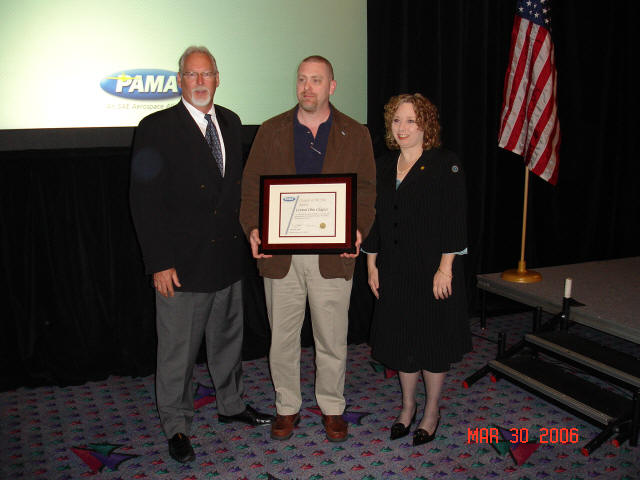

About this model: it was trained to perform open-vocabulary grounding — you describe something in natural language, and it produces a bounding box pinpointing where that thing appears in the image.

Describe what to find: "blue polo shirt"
[293,107,333,174]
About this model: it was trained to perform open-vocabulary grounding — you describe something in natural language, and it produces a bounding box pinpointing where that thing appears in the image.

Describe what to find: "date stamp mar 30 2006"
[468,427,580,444]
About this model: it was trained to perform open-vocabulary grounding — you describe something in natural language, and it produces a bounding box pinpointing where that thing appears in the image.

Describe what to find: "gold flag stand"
[501,167,542,283]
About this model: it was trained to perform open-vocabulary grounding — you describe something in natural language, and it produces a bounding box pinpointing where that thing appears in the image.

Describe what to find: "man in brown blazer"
[240,55,375,442]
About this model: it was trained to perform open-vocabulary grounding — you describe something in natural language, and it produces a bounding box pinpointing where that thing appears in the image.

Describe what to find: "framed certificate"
[258,174,357,254]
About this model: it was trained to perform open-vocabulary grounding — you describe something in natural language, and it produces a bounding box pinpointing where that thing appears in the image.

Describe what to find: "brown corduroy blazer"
[240,105,376,280]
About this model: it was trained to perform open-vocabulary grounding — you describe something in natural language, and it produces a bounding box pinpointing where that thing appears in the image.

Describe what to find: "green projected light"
[0,0,366,129]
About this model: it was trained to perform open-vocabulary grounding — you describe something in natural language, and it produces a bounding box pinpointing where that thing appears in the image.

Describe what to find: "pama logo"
[100,69,181,99]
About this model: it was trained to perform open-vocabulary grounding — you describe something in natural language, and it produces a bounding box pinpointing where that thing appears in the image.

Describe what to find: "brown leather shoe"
[270,413,300,440]
[322,414,348,442]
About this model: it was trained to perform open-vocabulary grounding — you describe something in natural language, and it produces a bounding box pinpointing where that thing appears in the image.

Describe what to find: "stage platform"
[477,257,640,344]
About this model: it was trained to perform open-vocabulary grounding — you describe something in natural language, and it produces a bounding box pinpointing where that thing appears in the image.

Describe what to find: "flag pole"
[501,166,542,283]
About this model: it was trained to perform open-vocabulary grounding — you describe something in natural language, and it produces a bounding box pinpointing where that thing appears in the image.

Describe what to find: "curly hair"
[383,93,442,151]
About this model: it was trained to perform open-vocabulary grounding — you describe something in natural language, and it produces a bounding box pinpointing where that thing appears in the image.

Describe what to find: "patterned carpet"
[1,313,639,479]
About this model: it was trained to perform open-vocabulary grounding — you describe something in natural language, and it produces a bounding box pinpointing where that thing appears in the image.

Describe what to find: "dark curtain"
[3,0,639,390]
[0,147,371,391]
[0,149,156,390]
[367,0,640,310]
[0,147,274,391]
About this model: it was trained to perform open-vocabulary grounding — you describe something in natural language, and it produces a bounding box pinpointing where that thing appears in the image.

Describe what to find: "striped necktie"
[204,113,224,176]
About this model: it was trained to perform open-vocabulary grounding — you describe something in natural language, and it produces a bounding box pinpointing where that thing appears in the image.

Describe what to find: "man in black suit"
[130,46,272,463]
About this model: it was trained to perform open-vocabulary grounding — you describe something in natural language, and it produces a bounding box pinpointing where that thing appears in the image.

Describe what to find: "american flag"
[498,0,560,184]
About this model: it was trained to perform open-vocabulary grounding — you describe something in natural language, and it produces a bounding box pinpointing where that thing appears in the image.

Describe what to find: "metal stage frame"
[465,257,640,455]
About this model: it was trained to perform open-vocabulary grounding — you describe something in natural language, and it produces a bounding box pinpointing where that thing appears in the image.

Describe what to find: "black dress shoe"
[218,404,274,426]
[168,433,195,463]
[390,408,417,440]
[413,416,440,446]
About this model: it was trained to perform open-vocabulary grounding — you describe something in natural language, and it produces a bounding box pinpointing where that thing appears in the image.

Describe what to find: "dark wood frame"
[258,173,357,254]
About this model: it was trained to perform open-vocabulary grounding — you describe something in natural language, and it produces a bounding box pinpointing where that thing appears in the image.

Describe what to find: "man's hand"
[153,268,181,297]
[249,229,272,259]
[340,230,362,258]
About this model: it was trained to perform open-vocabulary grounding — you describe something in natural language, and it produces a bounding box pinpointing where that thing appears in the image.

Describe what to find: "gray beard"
[190,88,212,107]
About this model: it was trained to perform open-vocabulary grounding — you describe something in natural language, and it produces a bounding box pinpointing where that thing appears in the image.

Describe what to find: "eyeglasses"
[181,71,217,80]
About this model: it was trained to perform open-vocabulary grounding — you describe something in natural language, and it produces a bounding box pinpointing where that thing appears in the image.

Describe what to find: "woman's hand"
[433,268,452,300]
[368,266,380,299]
[366,252,380,299]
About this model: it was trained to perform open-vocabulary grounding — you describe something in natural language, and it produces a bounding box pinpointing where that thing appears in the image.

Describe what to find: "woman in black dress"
[364,94,471,446]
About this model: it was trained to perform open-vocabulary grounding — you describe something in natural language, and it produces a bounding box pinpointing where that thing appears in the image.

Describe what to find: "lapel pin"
[451,165,459,173]
[420,166,425,170]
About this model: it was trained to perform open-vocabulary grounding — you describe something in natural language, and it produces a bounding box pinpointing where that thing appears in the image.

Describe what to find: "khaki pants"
[264,254,352,415]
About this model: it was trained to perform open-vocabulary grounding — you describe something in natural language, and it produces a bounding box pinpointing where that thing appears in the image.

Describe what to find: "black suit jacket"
[130,101,248,292]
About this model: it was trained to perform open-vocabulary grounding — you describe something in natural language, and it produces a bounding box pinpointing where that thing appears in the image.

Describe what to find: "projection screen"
[0,0,367,150]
